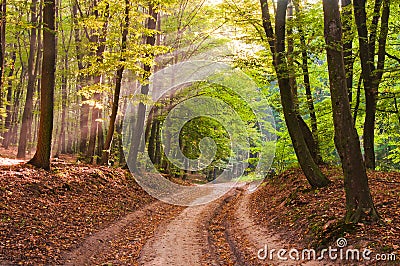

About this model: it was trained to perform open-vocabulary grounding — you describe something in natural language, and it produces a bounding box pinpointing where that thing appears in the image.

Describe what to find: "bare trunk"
[341,0,354,102]
[72,3,89,154]
[86,1,108,163]
[87,92,100,162]
[293,0,322,164]
[58,56,68,154]
[353,75,362,125]
[18,0,38,159]
[28,0,56,170]
[128,3,158,173]
[323,0,378,223]
[0,0,6,114]
[101,0,129,164]
[9,68,24,146]
[2,49,16,149]
[354,0,389,169]
[260,0,329,187]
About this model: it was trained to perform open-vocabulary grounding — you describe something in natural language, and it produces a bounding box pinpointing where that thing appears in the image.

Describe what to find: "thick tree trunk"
[18,0,38,159]
[28,0,56,170]
[101,0,129,165]
[127,3,158,173]
[260,0,329,187]
[322,0,378,223]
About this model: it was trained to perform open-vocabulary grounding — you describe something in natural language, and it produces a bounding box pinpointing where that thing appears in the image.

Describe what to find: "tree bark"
[96,108,104,159]
[17,0,38,159]
[322,0,378,223]
[101,0,129,165]
[87,93,100,162]
[341,0,354,102]
[0,0,6,111]
[127,3,158,173]
[28,0,56,170]
[2,49,16,149]
[293,0,322,164]
[9,65,24,146]
[353,75,362,125]
[86,1,108,163]
[58,55,68,154]
[354,0,376,169]
[72,2,89,155]
[148,118,157,164]
[259,0,329,187]
[354,0,389,169]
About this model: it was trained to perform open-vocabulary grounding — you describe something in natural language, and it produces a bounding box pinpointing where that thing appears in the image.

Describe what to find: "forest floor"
[0,154,399,265]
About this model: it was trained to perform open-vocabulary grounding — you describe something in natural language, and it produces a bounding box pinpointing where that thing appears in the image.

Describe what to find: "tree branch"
[385,52,400,64]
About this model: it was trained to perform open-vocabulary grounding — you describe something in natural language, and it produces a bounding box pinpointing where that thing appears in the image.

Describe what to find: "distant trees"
[101,0,130,165]
[0,0,397,182]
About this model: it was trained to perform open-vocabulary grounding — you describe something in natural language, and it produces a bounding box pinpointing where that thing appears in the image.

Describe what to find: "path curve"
[138,188,239,265]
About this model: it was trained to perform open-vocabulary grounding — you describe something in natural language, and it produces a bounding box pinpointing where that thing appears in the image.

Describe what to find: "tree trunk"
[58,56,68,154]
[354,0,389,169]
[101,0,129,165]
[155,120,162,166]
[96,108,104,159]
[353,75,362,125]
[259,0,329,187]
[17,0,38,159]
[87,93,100,162]
[127,3,158,173]
[0,0,6,112]
[72,3,89,155]
[28,0,56,170]
[293,0,322,164]
[148,118,157,163]
[2,49,16,149]
[322,0,378,223]
[341,0,354,102]
[9,67,24,146]
[116,118,125,165]
[86,1,108,163]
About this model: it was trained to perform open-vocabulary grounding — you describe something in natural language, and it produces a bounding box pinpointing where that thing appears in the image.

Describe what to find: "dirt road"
[63,184,324,265]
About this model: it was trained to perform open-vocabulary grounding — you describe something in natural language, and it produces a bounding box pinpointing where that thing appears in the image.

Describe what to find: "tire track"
[138,188,242,266]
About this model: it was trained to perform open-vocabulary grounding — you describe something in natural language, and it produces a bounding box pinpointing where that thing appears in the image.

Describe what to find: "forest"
[0,0,399,265]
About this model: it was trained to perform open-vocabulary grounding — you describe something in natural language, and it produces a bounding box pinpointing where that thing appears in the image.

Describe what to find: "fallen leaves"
[0,162,154,265]
[249,166,400,261]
